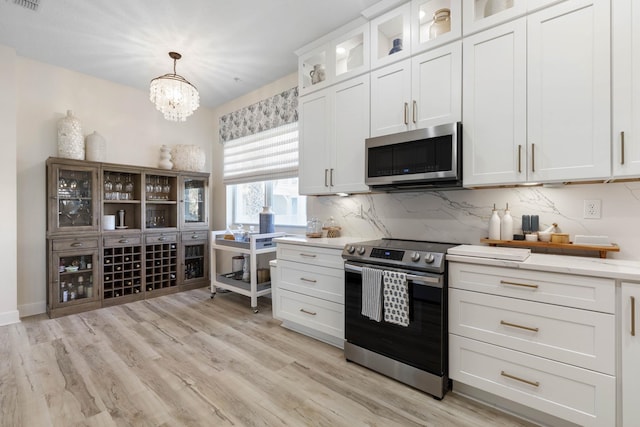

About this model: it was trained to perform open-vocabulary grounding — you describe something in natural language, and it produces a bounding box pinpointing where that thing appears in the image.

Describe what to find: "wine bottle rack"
[145,242,178,292]
[103,245,143,300]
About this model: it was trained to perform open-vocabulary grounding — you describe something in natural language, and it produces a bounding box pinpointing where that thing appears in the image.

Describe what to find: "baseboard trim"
[0,309,21,326]
[18,300,46,318]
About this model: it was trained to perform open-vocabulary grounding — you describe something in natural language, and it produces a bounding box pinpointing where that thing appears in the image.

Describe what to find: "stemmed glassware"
[162,177,171,196]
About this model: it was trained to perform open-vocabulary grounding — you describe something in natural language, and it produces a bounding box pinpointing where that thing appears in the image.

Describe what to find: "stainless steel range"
[342,238,458,399]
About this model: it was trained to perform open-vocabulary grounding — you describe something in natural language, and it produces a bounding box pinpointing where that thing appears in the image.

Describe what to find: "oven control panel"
[342,243,447,273]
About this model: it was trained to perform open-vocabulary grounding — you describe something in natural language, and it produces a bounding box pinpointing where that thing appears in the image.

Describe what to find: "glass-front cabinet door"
[180,174,209,229]
[47,160,99,235]
[48,238,101,316]
[180,231,210,290]
[411,0,462,54]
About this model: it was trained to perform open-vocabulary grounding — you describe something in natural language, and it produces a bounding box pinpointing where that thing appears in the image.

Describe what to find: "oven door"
[344,261,446,376]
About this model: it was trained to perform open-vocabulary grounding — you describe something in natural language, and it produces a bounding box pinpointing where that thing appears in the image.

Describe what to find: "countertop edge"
[274,235,370,250]
[446,251,640,281]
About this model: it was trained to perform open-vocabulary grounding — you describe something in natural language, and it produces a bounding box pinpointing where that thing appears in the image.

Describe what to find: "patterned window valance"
[218,86,298,144]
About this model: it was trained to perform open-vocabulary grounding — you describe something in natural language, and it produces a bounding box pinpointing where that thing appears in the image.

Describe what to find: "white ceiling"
[0,0,381,109]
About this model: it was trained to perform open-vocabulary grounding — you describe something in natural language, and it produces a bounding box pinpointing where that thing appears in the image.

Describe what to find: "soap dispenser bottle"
[501,203,513,241]
[488,204,501,240]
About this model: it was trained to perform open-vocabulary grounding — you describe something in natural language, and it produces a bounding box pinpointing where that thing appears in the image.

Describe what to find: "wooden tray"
[480,238,620,259]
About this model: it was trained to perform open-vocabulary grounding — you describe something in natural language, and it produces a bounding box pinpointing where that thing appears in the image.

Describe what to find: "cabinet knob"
[71,242,83,247]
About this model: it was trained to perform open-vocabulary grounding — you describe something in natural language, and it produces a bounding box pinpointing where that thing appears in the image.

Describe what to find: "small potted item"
[323,216,341,238]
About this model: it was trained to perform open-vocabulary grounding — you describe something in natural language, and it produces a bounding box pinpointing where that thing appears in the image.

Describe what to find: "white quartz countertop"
[447,244,640,281]
[274,235,370,250]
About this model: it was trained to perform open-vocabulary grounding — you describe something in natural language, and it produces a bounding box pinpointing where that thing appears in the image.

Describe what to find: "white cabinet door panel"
[370,58,412,137]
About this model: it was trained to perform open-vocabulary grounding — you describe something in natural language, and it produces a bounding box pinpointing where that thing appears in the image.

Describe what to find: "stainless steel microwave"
[365,122,462,190]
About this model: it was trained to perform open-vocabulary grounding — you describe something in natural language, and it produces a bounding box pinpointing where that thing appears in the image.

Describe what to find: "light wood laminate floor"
[1,289,537,427]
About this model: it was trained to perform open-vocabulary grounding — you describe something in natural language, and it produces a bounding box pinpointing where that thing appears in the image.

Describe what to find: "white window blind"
[223,122,299,185]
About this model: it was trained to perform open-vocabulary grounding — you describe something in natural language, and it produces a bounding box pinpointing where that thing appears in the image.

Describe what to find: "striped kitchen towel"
[361,267,383,322]
[383,270,409,327]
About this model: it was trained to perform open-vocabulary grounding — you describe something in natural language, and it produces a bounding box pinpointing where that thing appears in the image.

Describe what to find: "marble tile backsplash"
[307,181,640,261]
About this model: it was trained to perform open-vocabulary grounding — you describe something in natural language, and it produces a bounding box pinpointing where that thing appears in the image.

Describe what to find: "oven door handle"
[344,263,443,288]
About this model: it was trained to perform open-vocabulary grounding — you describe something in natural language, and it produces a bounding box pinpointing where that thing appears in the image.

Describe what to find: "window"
[223,122,306,228]
[227,178,306,227]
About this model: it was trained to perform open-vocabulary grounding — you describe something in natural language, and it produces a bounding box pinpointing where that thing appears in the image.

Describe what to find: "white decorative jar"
[158,145,173,170]
[171,144,205,171]
[57,110,84,160]
[85,131,106,162]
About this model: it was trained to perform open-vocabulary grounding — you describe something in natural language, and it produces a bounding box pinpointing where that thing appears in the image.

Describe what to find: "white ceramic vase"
[85,131,106,162]
[57,110,84,160]
[158,145,173,170]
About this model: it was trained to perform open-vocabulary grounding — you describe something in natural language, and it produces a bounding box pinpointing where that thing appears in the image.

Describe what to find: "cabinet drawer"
[52,238,99,251]
[103,235,142,247]
[449,289,615,375]
[276,289,344,339]
[181,231,208,242]
[278,260,344,304]
[450,335,615,427]
[145,233,177,244]
[449,263,615,313]
[277,243,344,269]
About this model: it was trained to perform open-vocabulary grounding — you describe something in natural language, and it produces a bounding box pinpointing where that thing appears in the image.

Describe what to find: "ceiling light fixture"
[150,52,200,122]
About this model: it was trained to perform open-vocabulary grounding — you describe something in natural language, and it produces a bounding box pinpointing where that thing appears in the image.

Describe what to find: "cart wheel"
[252,307,259,313]
[210,293,215,299]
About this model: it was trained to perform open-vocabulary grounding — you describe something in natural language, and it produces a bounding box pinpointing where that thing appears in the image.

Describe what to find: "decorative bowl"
[538,231,552,242]
[65,266,79,272]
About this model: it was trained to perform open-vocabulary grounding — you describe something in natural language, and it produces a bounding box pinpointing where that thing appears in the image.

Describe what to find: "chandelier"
[150,52,200,122]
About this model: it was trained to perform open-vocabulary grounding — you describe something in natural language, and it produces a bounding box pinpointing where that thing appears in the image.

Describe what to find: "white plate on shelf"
[115,225,128,229]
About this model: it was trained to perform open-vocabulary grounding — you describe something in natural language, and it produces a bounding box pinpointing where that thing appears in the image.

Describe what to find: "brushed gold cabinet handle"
[412,100,417,124]
[500,320,539,333]
[71,242,83,247]
[531,143,535,172]
[300,277,317,283]
[632,296,636,337]
[299,253,317,258]
[501,371,539,387]
[500,280,539,289]
[300,308,317,316]
[621,131,626,165]
[404,102,409,125]
[518,145,522,173]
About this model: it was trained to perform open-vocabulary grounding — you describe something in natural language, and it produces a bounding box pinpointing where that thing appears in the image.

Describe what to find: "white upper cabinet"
[612,0,640,178]
[370,2,412,70]
[463,0,611,187]
[298,43,331,96]
[371,41,462,137]
[462,0,565,36]
[462,19,527,186]
[331,23,370,85]
[411,0,462,54]
[298,21,370,96]
[527,0,610,183]
[299,75,370,195]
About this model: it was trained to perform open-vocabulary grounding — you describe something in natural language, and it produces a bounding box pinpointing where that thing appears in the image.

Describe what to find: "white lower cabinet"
[621,281,640,426]
[448,261,616,427]
[274,243,344,348]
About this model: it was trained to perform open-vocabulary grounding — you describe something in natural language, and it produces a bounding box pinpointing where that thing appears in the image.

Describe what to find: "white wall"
[15,54,215,317]
[0,45,19,325]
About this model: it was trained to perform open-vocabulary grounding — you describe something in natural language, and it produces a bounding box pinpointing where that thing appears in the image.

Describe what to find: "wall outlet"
[583,199,602,219]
